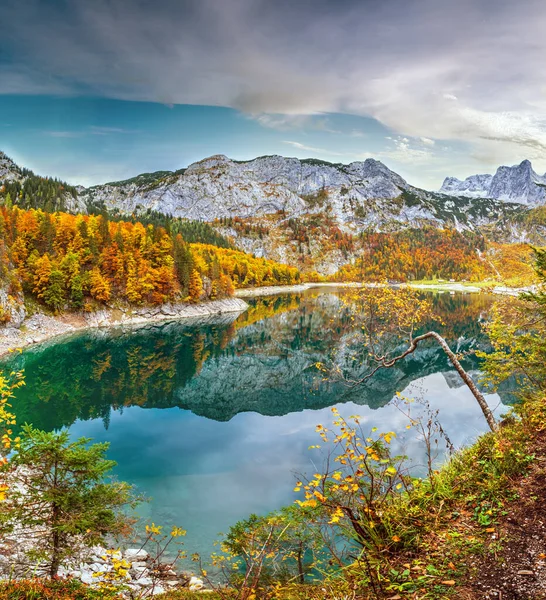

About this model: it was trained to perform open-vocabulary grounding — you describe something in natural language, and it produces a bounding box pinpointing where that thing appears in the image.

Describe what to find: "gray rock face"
[62,194,88,214]
[80,154,430,225]
[0,288,26,328]
[79,154,531,236]
[0,152,88,213]
[440,159,546,205]
[440,174,494,198]
[489,159,546,204]
[0,152,22,182]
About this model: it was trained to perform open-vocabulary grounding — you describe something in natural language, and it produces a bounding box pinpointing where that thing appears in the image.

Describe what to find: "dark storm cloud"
[2,0,546,160]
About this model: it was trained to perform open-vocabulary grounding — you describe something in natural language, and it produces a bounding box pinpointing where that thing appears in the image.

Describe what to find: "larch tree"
[89,267,111,303]
[32,253,52,300]
[188,269,204,303]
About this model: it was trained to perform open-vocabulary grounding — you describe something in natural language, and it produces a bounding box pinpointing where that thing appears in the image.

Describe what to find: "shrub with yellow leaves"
[295,408,410,559]
[0,363,24,501]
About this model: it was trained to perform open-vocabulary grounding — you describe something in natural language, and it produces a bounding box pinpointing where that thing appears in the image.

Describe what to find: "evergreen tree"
[173,234,193,294]
[69,274,84,308]
[0,426,137,578]
[44,269,65,312]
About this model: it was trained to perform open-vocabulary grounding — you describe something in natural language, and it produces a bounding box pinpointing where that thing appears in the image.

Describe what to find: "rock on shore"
[0,297,248,357]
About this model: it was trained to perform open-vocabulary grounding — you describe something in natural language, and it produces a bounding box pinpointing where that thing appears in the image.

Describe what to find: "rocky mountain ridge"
[81,154,416,222]
[0,152,23,182]
[0,151,87,213]
[1,151,543,260]
[78,153,527,234]
[440,159,546,205]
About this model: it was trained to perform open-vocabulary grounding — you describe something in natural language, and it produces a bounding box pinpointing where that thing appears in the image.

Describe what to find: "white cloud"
[44,130,84,138]
[251,114,341,133]
[377,136,437,165]
[283,141,347,156]
[3,0,546,174]
[43,126,138,138]
[89,126,138,135]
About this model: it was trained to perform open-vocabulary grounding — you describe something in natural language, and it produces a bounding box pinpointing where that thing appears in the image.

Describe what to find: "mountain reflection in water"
[1,289,509,560]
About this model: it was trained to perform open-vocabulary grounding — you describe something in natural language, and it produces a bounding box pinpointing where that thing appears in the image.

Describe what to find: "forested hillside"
[0,206,301,320]
[0,153,85,213]
[215,215,536,284]
[87,203,234,249]
[0,176,79,213]
[330,227,536,284]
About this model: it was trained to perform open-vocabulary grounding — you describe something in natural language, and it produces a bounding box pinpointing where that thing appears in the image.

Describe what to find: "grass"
[154,588,330,599]
[0,579,122,599]
[160,395,544,599]
[369,393,544,598]
[409,279,529,290]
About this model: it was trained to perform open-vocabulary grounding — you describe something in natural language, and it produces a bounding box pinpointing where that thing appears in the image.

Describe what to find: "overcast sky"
[1,0,545,188]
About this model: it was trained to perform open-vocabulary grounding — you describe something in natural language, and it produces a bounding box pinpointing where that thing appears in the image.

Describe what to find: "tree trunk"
[425,331,497,432]
[50,459,60,579]
[50,517,61,578]
[297,540,305,584]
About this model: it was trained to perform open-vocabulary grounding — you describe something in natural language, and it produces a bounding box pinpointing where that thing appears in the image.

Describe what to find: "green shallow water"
[1,290,510,559]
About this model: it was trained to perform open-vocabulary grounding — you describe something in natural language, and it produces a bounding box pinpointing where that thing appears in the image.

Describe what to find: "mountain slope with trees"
[2,151,545,279]
[0,205,301,324]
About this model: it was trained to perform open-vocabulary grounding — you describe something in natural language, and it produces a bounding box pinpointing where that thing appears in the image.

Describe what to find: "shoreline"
[406,282,535,296]
[0,280,534,358]
[235,281,535,298]
[234,281,365,297]
[0,297,248,358]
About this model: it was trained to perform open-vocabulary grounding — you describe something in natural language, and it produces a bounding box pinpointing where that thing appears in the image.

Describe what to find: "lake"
[1,289,510,561]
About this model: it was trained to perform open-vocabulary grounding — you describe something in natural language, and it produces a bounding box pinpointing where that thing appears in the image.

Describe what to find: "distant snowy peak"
[440,160,546,205]
[440,174,493,198]
[489,160,546,204]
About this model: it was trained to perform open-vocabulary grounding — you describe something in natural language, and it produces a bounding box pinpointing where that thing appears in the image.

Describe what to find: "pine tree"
[43,269,66,312]
[69,274,84,308]
[173,234,193,294]
[1,426,137,578]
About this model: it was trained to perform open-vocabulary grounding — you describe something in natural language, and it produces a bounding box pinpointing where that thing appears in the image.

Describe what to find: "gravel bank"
[0,297,249,357]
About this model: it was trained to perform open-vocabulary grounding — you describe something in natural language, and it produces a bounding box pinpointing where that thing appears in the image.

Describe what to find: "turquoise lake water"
[1,289,510,560]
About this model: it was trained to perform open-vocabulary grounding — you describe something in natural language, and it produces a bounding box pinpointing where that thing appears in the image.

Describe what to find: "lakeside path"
[407,282,535,296]
[235,281,536,298]
[234,282,365,297]
[0,297,248,358]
